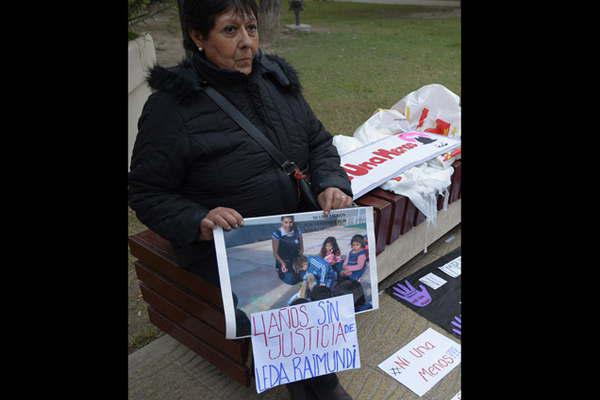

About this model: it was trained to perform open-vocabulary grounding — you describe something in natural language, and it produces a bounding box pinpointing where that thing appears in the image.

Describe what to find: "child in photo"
[287,274,316,305]
[271,215,304,285]
[340,234,369,281]
[294,254,337,289]
[332,279,372,312]
[319,236,344,276]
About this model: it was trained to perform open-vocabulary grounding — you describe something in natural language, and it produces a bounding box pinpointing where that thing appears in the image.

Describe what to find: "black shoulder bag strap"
[202,85,321,211]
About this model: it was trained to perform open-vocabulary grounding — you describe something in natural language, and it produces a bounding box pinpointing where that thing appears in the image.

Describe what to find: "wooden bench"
[128,230,252,387]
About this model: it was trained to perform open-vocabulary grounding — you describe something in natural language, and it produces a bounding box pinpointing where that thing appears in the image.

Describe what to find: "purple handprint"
[451,315,461,337]
[392,280,432,307]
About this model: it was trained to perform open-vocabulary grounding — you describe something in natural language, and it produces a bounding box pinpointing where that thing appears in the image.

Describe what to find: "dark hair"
[319,236,341,258]
[310,285,332,301]
[182,0,259,51]
[235,308,251,336]
[332,279,365,307]
[350,234,365,248]
[290,297,310,306]
[281,215,299,235]
[293,255,308,273]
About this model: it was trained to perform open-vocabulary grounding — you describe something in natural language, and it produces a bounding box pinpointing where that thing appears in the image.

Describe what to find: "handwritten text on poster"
[251,294,360,393]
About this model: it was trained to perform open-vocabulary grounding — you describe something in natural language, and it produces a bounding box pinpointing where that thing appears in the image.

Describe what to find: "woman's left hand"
[317,187,353,215]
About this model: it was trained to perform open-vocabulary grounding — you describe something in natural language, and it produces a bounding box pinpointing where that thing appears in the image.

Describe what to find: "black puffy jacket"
[128,50,352,284]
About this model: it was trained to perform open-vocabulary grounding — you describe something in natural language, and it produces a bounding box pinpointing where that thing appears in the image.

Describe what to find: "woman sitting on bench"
[128,0,353,398]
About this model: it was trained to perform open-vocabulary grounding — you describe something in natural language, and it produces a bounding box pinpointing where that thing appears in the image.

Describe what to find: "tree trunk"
[258,0,282,46]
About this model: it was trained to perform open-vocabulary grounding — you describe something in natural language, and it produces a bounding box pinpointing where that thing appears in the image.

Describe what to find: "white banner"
[378,328,461,397]
[339,131,461,199]
[251,294,360,393]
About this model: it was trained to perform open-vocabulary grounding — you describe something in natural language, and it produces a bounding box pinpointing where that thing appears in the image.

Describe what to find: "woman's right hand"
[198,207,244,241]
[280,261,288,273]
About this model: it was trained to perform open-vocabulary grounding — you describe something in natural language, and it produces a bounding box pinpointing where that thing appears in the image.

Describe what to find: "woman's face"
[351,242,362,252]
[325,242,333,252]
[191,9,259,75]
[281,218,294,232]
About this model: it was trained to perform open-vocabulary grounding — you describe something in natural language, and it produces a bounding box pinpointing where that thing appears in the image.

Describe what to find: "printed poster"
[338,131,461,199]
[214,207,379,339]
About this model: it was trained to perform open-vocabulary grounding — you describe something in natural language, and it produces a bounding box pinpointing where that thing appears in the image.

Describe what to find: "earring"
[197,46,203,52]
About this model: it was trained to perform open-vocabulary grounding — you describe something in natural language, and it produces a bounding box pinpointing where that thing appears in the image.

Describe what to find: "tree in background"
[129,0,168,40]
[258,0,282,46]
[129,0,151,18]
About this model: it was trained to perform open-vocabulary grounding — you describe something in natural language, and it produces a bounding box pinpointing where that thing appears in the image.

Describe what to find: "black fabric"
[386,247,461,338]
[201,84,320,210]
[128,49,352,286]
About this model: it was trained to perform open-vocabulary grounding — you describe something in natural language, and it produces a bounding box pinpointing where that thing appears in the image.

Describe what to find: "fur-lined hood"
[146,50,302,104]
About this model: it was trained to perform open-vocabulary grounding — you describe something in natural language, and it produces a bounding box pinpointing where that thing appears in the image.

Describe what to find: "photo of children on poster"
[214,207,379,339]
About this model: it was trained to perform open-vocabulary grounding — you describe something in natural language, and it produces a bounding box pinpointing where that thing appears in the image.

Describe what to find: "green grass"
[271,1,461,136]
[128,30,140,41]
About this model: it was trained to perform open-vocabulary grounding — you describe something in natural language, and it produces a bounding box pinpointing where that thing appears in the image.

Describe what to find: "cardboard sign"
[339,131,461,199]
[251,294,360,393]
[378,328,461,397]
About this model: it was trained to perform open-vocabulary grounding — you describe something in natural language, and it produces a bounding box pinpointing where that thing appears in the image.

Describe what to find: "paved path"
[333,0,460,6]
[129,226,461,400]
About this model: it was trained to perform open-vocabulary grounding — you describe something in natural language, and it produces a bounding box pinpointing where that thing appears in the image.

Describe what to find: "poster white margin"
[214,226,238,339]
[362,206,379,312]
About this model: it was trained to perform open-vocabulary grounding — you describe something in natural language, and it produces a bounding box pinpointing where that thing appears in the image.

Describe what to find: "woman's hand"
[198,207,244,241]
[280,261,288,273]
[317,187,353,215]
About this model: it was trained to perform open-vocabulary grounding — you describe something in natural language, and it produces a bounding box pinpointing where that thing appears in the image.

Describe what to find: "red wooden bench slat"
[139,282,249,363]
[449,160,462,203]
[456,160,462,200]
[414,209,426,226]
[400,199,417,234]
[369,188,408,245]
[147,306,251,387]
[135,261,226,333]
[129,230,223,307]
[355,195,392,255]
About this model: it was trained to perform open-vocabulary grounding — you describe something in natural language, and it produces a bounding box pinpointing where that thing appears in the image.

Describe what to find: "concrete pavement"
[333,0,460,7]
